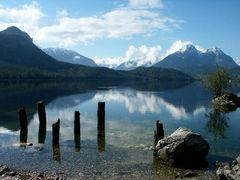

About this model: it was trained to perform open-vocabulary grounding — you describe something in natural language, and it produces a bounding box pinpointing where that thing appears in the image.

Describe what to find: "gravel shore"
[0,164,218,180]
[0,165,63,180]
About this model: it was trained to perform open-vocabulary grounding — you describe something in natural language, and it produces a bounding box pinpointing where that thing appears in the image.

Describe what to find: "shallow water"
[0,81,239,178]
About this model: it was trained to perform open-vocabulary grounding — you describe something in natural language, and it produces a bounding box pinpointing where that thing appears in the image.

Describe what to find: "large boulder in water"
[156,128,210,166]
[212,93,240,113]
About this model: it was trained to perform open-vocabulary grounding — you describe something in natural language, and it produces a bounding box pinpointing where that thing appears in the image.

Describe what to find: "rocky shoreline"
[0,165,63,180]
[0,164,218,180]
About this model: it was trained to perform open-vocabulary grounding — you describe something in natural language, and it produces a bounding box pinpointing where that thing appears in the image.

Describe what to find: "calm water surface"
[0,81,239,178]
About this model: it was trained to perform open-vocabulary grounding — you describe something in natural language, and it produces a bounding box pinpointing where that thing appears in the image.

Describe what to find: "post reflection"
[38,123,46,144]
[52,145,61,162]
[98,130,105,152]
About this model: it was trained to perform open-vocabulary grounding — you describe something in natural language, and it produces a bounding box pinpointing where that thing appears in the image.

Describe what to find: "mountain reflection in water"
[0,81,240,176]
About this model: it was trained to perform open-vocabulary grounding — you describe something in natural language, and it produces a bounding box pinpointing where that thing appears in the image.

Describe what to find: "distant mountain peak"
[3,26,22,33]
[154,44,238,76]
[206,47,224,55]
[179,44,200,54]
[1,26,32,41]
[43,47,98,67]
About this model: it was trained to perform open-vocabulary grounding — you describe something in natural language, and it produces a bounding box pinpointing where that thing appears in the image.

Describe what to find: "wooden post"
[19,107,28,147]
[97,102,105,152]
[74,111,81,152]
[19,107,28,131]
[97,102,105,131]
[37,101,46,131]
[154,120,164,156]
[38,101,46,144]
[52,119,60,146]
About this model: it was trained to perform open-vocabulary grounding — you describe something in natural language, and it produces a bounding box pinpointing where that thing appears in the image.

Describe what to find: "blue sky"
[0,0,239,66]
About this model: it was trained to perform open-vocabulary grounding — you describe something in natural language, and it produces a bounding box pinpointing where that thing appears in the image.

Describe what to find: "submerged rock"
[212,93,240,113]
[155,128,210,167]
[216,155,240,180]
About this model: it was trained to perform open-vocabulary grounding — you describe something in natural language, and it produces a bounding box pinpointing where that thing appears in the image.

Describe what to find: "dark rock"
[182,171,198,177]
[216,155,240,180]
[0,165,10,176]
[156,128,210,167]
[174,171,198,179]
[7,171,17,176]
[213,93,240,113]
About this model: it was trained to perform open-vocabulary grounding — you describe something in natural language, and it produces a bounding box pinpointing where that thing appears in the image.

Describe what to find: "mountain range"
[154,44,238,76]
[0,26,193,82]
[43,48,97,67]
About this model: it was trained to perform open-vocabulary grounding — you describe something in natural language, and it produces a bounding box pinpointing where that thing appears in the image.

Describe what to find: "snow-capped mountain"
[43,48,97,67]
[94,45,161,71]
[154,44,238,75]
[236,58,240,66]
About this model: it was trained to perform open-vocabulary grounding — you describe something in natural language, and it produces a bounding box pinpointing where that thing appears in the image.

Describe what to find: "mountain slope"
[0,26,72,70]
[126,67,193,81]
[154,44,238,76]
[0,26,194,82]
[43,48,97,67]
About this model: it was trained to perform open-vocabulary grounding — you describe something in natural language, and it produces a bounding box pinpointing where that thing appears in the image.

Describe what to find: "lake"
[0,81,239,179]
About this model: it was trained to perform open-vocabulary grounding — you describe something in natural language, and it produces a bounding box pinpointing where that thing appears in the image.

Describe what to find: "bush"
[205,68,231,97]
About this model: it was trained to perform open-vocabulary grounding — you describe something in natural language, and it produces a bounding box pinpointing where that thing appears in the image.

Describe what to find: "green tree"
[205,68,231,97]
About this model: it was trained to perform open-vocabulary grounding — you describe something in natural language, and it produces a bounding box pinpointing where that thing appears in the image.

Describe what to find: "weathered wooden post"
[97,102,105,152]
[98,102,105,131]
[19,107,28,147]
[52,119,60,146]
[74,111,81,152]
[154,120,164,156]
[19,107,28,132]
[52,119,61,161]
[38,101,47,144]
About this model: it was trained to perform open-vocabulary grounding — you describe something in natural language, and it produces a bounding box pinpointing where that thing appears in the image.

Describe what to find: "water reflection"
[1,81,240,177]
[53,145,61,162]
[98,130,105,152]
[20,129,27,148]
[93,89,207,120]
[206,108,229,139]
[0,82,212,148]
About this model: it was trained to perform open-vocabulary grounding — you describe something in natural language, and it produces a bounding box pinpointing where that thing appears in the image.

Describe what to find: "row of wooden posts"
[18,101,106,153]
[19,100,164,158]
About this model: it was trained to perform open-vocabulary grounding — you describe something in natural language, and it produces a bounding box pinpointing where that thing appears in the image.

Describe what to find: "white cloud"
[125,45,162,66]
[57,9,68,18]
[94,45,162,68]
[0,1,45,36]
[94,56,125,69]
[0,1,181,47]
[129,0,164,9]
[34,8,181,46]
